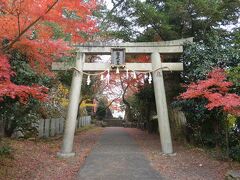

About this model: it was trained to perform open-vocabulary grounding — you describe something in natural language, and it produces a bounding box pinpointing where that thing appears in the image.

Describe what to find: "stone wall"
[104,119,123,127]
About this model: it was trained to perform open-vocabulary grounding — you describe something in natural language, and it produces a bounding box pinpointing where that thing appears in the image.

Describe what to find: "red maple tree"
[0,0,98,103]
[101,69,146,120]
[179,68,240,116]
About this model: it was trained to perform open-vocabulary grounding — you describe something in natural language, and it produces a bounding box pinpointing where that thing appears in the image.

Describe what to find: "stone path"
[77,127,162,180]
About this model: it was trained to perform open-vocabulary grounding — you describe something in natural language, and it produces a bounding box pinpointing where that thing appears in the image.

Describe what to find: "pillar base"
[162,152,177,156]
[57,152,75,158]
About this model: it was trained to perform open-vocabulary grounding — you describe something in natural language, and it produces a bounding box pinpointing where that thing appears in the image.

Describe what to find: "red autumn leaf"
[179,68,240,116]
[0,0,98,103]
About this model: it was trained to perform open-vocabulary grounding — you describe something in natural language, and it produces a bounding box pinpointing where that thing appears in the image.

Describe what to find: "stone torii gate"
[52,37,193,158]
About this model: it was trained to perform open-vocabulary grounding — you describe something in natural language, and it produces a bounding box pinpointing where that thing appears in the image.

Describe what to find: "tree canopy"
[0,0,98,103]
[179,68,240,116]
[104,0,240,41]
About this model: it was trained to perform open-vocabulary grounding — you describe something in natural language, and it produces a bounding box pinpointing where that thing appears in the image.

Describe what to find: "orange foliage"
[127,54,150,63]
[0,0,98,102]
[179,68,240,116]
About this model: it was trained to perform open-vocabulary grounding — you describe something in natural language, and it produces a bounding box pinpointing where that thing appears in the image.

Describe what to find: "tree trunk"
[0,118,4,140]
[213,118,222,157]
[122,94,132,122]
[120,76,132,122]
[225,114,230,160]
[124,105,132,122]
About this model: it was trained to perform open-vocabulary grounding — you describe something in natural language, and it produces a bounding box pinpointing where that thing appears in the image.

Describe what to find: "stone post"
[50,118,56,137]
[57,53,85,158]
[44,119,50,138]
[151,52,173,154]
[38,119,44,138]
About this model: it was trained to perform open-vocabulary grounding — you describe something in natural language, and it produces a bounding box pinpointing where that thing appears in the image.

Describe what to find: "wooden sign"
[111,48,125,65]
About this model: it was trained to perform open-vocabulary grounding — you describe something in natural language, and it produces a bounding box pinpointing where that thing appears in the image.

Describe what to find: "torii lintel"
[73,37,193,54]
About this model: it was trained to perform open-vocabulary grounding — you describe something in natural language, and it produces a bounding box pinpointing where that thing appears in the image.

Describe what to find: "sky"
[104,0,146,9]
[104,0,113,9]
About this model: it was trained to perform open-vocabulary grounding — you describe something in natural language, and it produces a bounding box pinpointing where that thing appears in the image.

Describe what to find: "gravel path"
[77,127,162,180]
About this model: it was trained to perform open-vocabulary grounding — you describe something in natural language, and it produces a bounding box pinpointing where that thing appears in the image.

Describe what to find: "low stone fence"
[169,109,186,126]
[151,108,187,137]
[76,116,91,129]
[38,116,91,138]
[168,108,187,139]
[123,121,137,128]
[104,119,123,127]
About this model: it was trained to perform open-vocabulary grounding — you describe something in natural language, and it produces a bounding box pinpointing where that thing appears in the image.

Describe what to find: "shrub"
[0,145,11,156]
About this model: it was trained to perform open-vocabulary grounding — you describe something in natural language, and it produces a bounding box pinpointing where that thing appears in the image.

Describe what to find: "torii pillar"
[57,53,85,158]
[151,52,173,153]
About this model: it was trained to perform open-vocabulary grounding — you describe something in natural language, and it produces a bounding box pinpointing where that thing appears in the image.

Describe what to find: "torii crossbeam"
[53,37,193,158]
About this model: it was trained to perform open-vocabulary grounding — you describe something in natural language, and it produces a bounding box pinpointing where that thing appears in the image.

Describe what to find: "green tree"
[227,66,240,94]
[0,51,53,137]
[130,83,158,132]
[182,33,240,83]
[173,34,240,158]
[96,100,107,120]
[104,0,240,42]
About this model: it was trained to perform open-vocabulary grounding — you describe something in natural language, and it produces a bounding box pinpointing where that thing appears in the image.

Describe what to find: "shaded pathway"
[77,127,162,180]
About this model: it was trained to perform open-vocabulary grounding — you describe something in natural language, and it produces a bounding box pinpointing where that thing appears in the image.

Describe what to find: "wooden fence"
[38,116,91,138]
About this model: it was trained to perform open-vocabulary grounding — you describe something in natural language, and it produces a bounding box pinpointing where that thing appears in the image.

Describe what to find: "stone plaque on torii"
[52,37,193,158]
